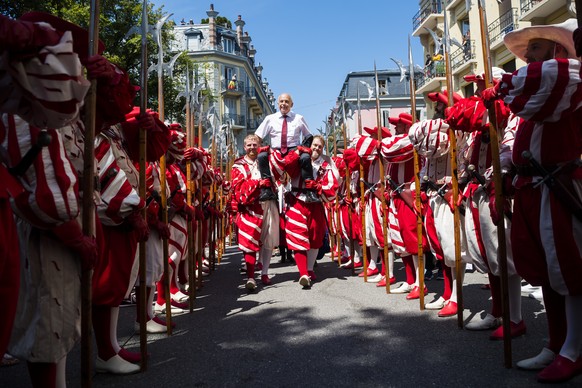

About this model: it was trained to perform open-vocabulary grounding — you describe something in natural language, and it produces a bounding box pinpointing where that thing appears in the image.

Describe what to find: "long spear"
[476,0,511,367]
[197,112,204,289]
[408,36,425,310]
[373,62,390,293]
[356,86,369,284]
[137,0,149,370]
[323,116,337,265]
[81,1,100,385]
[153,12,173,336]
[184,68,196,313]
[341,98,356,277]
[443,0,463,327]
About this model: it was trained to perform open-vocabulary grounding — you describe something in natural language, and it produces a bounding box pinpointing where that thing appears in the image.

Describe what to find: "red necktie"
[281,115,288,154]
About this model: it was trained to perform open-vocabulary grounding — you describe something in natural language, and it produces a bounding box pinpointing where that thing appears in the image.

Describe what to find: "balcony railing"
[451,40,475,71]
[417,59,446,89]
[247,118,262,130]
[222,80,245,93]
[520,0,544,14]
[488,8,518,45]
[412,1,443,32]
[222,113,246,127]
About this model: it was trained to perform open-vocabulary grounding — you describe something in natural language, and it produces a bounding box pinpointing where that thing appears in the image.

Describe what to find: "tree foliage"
[3,0,205,124]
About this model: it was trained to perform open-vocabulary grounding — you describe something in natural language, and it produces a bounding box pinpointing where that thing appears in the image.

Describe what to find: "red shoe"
[261,275,272,285]
[489,320,526,340]
[376,276,387,287]
[170,299,189,309]
[437,301,458,317]
[118,348,148,363]
[152,315,176,329]
[358,267,379,277]
[308,271,317,281]
[537,355,582,383]
[256,262,263,271]
[341,261,362,269]
[406,285,428,300]
[339,256,350,264]
[389,276,396,285]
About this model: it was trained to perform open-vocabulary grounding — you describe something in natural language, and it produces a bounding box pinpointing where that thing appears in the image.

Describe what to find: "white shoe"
[425,296,447,310]
[465,314,501,331]
[391,282,414,294]
[368,273,383,283]
[521,283,539,295]
[299,275,311,288]
[245,278,257,291]
[95,355,140,375]
[529,288,543,301]
[134,319,167,334]
[153,302,184,314]
[171,291,189,303]
[516,348,555,370]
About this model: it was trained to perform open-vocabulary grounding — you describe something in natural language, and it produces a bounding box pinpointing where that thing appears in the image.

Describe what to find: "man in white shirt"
[255,93,319,203]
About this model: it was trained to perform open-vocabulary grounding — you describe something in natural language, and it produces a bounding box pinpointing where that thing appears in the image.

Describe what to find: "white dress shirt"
[255,111,311,149]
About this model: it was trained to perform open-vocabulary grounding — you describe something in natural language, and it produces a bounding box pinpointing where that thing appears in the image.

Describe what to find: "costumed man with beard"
[483,19,582,383]
[2,12,99,387]
[452,68,526,341]
[231,134,280,291]
[284,135,339,288]
[381,112,429,293]
[409,90,470,317]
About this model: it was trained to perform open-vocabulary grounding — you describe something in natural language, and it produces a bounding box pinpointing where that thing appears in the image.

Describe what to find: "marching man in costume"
[230,134,280,291]
[452,69,526,340]
[284,135,338,287]
[484,19,582,383]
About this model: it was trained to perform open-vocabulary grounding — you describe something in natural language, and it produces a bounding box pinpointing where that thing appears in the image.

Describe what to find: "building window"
[222,37,234,53]
[187,36,199,51]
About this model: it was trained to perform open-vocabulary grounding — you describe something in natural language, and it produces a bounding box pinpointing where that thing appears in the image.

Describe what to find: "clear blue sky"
[152,0,425,133]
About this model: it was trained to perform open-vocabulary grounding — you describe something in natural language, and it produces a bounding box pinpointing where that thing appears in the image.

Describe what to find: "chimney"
[206,4,219,48]
[234,15,245,47]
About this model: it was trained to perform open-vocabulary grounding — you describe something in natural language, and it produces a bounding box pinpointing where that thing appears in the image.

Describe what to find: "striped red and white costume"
[502,58,582,296]
[231,154,279,282]
[231,155,279,252]
[284,152,338,278]
[381,133,428,257]
[410,118,470,307]
[355,135,390,250]
[4,115,83,363]
[93,126,144,306]
[461,112,519,278]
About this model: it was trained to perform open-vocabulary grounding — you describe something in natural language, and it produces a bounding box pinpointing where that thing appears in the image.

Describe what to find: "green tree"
[3,0,202,124]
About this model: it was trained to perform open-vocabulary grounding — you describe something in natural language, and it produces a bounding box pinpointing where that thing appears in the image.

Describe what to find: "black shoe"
[303,190,321,203]
[258,188,277,202]
[424,269,433,281]
[436,269,444,280]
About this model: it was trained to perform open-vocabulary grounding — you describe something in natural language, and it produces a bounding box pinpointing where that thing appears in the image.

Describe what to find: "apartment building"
[413,0,577,117]
[171,4,275,154]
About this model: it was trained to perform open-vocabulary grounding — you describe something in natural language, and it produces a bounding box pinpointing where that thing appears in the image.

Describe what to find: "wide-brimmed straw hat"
[503,18,577,61]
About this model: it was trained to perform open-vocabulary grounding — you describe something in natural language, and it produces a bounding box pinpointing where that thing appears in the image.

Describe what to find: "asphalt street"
[1,244,580,387]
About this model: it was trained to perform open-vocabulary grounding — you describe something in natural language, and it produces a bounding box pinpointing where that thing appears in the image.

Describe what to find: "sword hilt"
[467,164,486,186]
